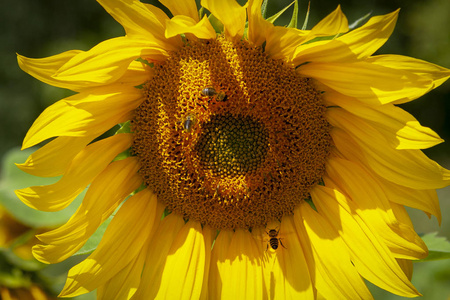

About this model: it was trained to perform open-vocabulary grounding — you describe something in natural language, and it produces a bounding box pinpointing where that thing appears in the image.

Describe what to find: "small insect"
[182,113,196,132]
[201,87,227,101]
[201,87,217,97]
[266,228,286,251]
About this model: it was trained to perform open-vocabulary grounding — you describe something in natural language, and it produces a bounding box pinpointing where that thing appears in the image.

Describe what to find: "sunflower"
[15,0,450,298]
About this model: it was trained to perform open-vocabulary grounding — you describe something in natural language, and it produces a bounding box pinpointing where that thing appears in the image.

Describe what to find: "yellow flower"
[16,0,450,298]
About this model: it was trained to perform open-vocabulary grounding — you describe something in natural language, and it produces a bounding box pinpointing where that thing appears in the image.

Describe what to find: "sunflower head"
[132,35,332,229]
[15,0,450,299]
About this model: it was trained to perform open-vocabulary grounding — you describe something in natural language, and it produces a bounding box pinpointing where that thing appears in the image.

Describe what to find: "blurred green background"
[0,0,449,299]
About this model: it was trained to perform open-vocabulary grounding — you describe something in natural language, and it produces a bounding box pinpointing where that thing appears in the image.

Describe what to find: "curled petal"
[22,84,143,149]
[15,134,133,211]
[33,157,142,263]
[60,188,161,297]
[160,0,199,21]
[311,185,420,297]
[329,108,450,189]
[165,15,216,40]
[293,10,399,64]
[201,0,246,40]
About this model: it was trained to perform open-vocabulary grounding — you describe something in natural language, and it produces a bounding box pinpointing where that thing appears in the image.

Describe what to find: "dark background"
[0,1,449,298]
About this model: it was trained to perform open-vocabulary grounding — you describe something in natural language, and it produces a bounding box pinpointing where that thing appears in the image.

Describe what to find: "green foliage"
[0,147,85,228]
[419,232,450,261]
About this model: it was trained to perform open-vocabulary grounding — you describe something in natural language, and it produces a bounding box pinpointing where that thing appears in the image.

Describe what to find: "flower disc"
[132,36,332,229]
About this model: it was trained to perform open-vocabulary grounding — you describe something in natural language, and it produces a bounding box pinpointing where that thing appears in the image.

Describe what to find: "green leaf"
[418,232,450,262]
[0,147,85,228]
[287,0,299,28]
[266,0,295,24]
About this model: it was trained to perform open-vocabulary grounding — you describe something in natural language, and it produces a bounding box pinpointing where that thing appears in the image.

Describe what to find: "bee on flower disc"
[182,113,196,132]
[201,87,227,101]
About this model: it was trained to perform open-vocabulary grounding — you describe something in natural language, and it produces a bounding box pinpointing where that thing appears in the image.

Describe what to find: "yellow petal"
[265,26,309,60]
[200,226,214,300]
[269,215,314,299]
[160,0,199,21]
[133,214,185,298]
[298,61,432,105]
[265,6,348,61]
[309,5,348,36]
[165,15,216,40]
[201,0,246,40]
[325,91,443,149]
[396,259,413,281]
[112,59,154,87]
[378,178,441,224]
[366,55,450,98]
[59,187,161,297]
[33,157,142,263]
[208,229,233,298]
[97,0,181,50]
[293,10,399,64]
[311,185,420,297]
[325,157,427,260]
[16,135,95,177]
[328,108,450,189]
[295,203,373,300]
[209,229,265,299]
[54,37,167,85]
[155,220,209,299]
[22,84,143,149]
[17,50,85,91]
[15,134,132,212]
[97,239,149,300]
[247,0,273,47]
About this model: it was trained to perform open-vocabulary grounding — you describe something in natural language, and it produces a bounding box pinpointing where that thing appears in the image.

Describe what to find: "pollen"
[132,35,332,230]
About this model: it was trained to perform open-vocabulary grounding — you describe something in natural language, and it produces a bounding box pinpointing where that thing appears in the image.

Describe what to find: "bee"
[201,87,217,97]
[266,228,286,251]
[182,113,196,132]
[201,87,227,101]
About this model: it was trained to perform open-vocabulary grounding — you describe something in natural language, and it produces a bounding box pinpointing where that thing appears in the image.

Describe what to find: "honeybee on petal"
[266,228,286,251]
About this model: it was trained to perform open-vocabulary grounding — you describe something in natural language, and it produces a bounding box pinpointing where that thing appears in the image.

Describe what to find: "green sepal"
[208,13,224,33]
[301,2,310,30]
[198,6,205,19]
[261,0,268,19]
[0,148,85,228]
[418,232,450,262]
[266,0,295,24]
[136,57,154,68]
[287,0,299,28]
[116,121,132,134]
[349,11,372,30]
[304,196,317,212]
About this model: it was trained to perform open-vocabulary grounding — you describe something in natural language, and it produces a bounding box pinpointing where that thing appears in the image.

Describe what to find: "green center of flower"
[195,113,269,177]
[132,35,332,230]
